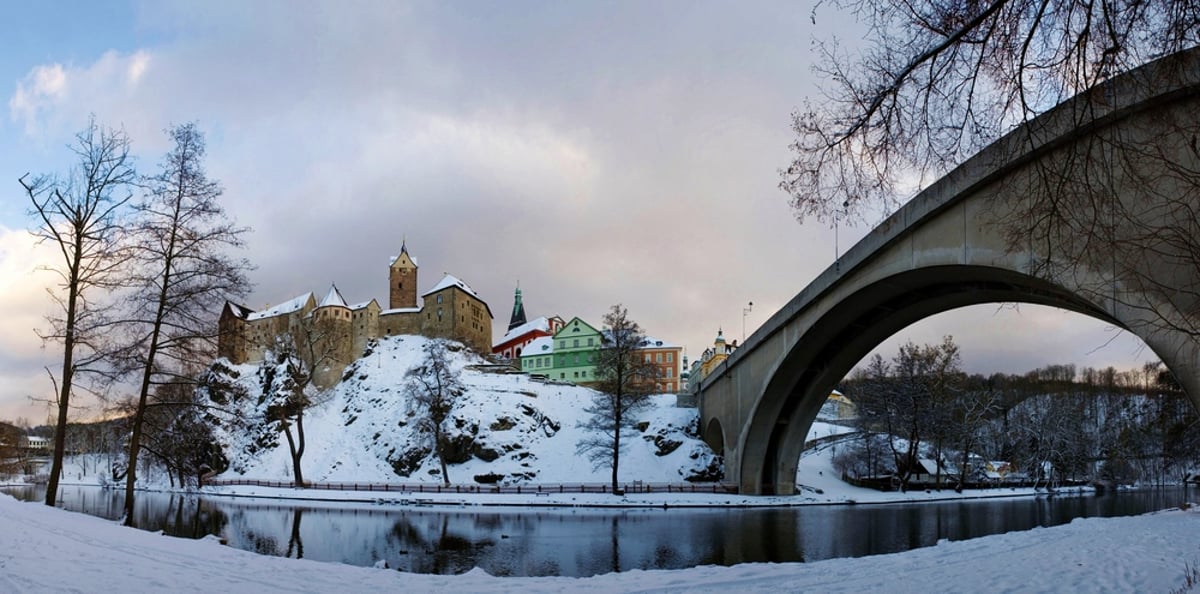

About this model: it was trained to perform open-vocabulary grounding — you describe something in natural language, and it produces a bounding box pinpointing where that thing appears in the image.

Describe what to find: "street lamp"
[835,200,848,270]
[742,301,753,342]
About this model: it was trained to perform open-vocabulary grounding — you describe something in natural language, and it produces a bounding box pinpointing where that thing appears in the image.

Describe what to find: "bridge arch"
[699,47,1200,495]
[703,417,726,455]
[741,264,1131,495]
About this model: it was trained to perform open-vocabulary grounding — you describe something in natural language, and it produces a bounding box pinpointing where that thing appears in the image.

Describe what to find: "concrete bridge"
[698,48,1200,495]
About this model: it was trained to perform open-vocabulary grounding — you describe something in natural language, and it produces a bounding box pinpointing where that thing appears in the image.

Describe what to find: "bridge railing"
[200,478,739,495]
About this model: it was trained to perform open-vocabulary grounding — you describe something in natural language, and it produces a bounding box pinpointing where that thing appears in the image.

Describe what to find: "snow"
[247,292,314,321]
[638,335,678,349]
[521,336,554,356]
[211,335,720,487]
[12,336,1199,591]
[422,274,481,299]
[317,285,347,308]
[2,491,1198,592]
[494,316,554,346]
[381,305,422,314]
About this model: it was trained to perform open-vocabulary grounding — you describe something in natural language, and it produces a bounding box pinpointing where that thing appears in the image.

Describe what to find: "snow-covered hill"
[207,336,721,486]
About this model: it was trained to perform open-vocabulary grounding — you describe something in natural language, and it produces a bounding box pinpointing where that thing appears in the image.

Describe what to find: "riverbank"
[7,432,1101,509]
[194,480,1080,509]
[2,491,1197,593]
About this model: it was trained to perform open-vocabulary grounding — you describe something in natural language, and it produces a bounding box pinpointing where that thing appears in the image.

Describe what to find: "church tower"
[389,241,419,309]
[508,284,528,331]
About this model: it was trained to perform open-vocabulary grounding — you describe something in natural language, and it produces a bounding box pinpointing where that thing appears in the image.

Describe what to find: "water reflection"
[2,485,1190,578]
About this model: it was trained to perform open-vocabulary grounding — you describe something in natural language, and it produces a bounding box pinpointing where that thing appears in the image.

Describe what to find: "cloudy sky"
[0,1,1152,423]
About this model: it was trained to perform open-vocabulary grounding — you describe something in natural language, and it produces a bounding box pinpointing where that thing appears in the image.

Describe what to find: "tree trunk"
[125,212,177,525]
[45,242,82,508]
[296,411,306,485]
[434,426,450,486]
[611,395,622,495]
[282,421,304,487]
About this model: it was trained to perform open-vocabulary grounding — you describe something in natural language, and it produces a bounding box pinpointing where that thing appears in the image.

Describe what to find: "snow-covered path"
[2,493,1198,593]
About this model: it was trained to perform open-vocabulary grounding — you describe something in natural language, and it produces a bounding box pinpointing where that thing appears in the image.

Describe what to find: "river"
[1,485,1190,577]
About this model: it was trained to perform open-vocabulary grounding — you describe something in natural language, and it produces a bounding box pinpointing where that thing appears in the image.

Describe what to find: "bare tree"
[404,338,464,486]
[576,305,658,494]
[782,2,1200,363]
[137,380,227,490]
[258,311,350,488]
[949,375,1002,491]
[782,0,1200,223]
[0,422,28,477]
[120,122,250,524]
[20,117,135,507]
[848,337,963,491]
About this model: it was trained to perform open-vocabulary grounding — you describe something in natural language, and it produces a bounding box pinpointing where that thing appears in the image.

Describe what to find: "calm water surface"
[2,485,1191,577]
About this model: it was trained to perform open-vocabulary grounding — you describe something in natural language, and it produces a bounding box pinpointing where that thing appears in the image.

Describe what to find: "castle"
[217,243,493,387]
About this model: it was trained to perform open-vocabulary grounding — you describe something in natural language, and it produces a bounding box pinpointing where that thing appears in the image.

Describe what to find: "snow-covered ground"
[193,422,1066,508]
[3,492,1198,593]
[208,336,719,486]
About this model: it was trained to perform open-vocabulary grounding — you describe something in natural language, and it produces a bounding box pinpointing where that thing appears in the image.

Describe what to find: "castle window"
[437,295,443,304]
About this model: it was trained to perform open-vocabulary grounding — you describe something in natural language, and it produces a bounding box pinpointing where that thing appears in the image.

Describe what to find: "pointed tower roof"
[389,239,419,267]
[318,284,348,308]
[507,284,528,331]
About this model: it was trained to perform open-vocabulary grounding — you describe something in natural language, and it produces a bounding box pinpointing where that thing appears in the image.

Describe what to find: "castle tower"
[311,284,353,388]
[389,240,419,309]
[507,284,528,331]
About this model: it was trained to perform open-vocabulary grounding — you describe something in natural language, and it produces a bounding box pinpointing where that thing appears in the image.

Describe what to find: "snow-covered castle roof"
[247,292,314,321]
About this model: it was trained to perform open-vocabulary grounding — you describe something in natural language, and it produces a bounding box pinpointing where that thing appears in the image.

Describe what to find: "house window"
[574,371,579,378]
[573,339,579,348]
[655,353,662,363]
[559,340,565,348]
[581,370,587,377]
[667,353,673,363]
[587,337,593,346]
[644,354,651,362]
[667,368,673,378]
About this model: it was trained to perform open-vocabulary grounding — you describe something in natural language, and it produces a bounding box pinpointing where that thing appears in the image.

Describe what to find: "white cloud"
[0,2,1159,422]
[9,50,158,144]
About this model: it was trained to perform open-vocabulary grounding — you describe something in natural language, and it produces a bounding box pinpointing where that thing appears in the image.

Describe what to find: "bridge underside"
[700,47,1200,495]
[742,265,1118,495]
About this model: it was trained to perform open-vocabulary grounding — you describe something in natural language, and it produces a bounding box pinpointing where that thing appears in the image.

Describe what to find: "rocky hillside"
[204,335,722,485]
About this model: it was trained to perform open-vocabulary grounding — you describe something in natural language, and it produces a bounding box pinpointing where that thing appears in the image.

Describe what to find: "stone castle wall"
[217,249,492,389]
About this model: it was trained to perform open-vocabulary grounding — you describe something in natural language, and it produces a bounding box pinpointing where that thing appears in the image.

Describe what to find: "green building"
[520,316,602,383]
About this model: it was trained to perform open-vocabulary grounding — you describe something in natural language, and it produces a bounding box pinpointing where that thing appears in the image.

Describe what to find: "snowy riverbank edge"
[194,482,1089,509]
[3,492,1199,593]
[5,478,1093,509]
